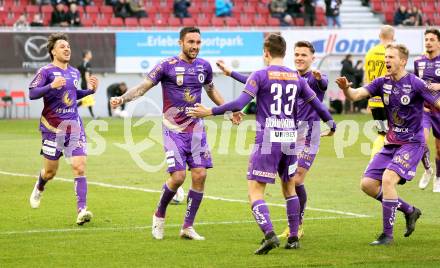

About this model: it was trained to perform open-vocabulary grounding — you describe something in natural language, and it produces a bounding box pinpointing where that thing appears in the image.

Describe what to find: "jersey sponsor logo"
[288,162,297,176]
[265,118,295,128]
[74,79,80,89]
[252,169,276,179]
[408,171,416,176]
[311,34,379,54]
[166,157,175,168]
[63,92,73,106]
[165,150,175,158]
[188,68,195,74]
[418,61,426,67]
[183,88,196,103]
[270,130,297,143]
[198,73,205,83]
[175,67,185,72]
[53,71,61,76]
[30,72,43,88]
[435,69,440,76]
[392,126,409,133]
[176,74,184,86]
[268,71,297,81]
[400,95,410,105]
[383,93,389,105]
[43,139,57,147]
[149,65,162,80]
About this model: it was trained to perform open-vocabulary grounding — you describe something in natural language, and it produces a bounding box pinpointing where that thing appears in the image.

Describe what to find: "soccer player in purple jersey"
[28,33,98,225]
[110,27,241,240]
[216,41,328,240]
[187,34,336,254]
[336,44,440,245]
[415,28,440,192]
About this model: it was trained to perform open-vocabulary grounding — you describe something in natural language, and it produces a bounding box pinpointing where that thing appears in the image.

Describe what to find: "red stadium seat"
[256,4,269,16]
[254,16,267,26]
[154,17,168,27]
[294,17,305,26]
[371,2,382,13]
[10,5,24,18]
[243,5,256,14]
[225,17,238,27]
[212,17,225,27]
[139,17,153,27]
[0,89,12,118]
[384,12,394,24]
[4,17,16,26]
[239,16,253,27]
[168,16,181,27]
[86,6,99,15]
[81,17,94,27]
[26,5,39,14]
[188,5,200,14]
[268,17,280,27]
[125,17,138,27]
[182,17,196,26]
[10,90,30,118]
[95,17,109,27]
[110,17,124,27]
[100,5,113,18]
[41,5,53,14]
[196,16,210,27]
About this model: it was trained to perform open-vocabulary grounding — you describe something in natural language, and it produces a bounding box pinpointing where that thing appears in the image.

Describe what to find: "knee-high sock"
[436,158,440,177]
[286,196,300,238]
[422,146,431,170]
[251,200,274,235]
[37,173,48,191]
[295,184,307,225]
[183,189,204,228]
[375,187,414,214]
[382,199,398,238]
[74,176,87,211]
[155,183,176,218]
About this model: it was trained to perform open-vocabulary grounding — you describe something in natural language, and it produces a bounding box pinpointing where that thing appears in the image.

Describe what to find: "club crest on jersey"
[63,92,73,106]
[418,69,424,78]
[183,88,196,103]
[392,109,405,126]
[198,73,205,83]
[176,74,184,86]
[435,69,440,76]
[383,93,389,105]
[74,79,80,89]
[400,95,410,105]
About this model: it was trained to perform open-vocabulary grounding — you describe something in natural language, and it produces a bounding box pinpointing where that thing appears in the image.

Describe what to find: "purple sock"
[422,146,431,170]
[155,183,176,218]
[286,196,300,238]
[251,200,274,235]
[295,184,307,225]
[183,189,204,229]
[374,187,413,215]
[382,199,398,238]
[37,173,48,191]
[436,158,440,177]
[74,176,87,211]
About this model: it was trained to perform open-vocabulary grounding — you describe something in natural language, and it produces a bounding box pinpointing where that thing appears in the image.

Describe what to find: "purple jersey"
[147,56,213,133]
[297,71,328,121]
[414,54,440,113]
[366,73,440,145]
[29,64,82,133]
[244,66,317,144]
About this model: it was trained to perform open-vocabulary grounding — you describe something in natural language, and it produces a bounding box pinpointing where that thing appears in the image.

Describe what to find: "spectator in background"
[128,0,148,18]
[340,54,355,112]
[33,0,51,4]
[174,0,191,18]
[114,0,133,19]
[216,0,233,17]
[30,13,44,27]
[393,5,407,26]
[66,3,81,26]
[77,50,98,119]
[13,15,30,29]
[353,60,367,113]
[286,0,302,19]
[107,82,128,117]
[325,0,341,28]
[270,0,292,26]
[51,2,69,26]
[407,6,423,26]
[302,0,317,26]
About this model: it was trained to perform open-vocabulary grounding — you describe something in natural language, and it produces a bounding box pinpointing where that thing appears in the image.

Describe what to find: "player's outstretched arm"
[110,78,154,109]
[336,76,370,101]
[187,91,254,118]
[428,83,440,91]
[216,60,248,84]
[307,96,336,136]
[29,76,66,100]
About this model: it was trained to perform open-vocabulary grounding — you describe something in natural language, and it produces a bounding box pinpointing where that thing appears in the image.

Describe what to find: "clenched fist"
[51,76,66,89]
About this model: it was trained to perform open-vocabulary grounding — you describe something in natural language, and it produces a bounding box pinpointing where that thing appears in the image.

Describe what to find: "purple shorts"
[296,121,320,170]
[364,143,424,182]
[163,127,213,173]
[40,129,87,160]
[247,143,297,184]
[422,111,440,139]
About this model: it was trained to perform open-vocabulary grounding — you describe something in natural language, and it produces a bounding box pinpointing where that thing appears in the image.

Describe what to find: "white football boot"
[433,177,440,193]
[29,181,43,209]
[152,214,165,240]
[180,226,205,240]
[76,208,93,225]
[418,167,434,190]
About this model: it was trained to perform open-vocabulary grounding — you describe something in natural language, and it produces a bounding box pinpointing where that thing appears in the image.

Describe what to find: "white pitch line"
[0,216,361,236]
[0,170,370,218]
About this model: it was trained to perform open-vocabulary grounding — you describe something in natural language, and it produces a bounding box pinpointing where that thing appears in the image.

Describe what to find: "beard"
[183,48,198,60]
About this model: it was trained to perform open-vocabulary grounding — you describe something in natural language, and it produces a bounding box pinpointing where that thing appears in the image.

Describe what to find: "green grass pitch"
[1,114,439,267]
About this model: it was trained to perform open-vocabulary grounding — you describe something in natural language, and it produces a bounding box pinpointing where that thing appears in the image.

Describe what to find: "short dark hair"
[294,41,315,54]
[180,27,201,40]
[264,33,286,58]
[47,32,69,61]
[425,28,440,41]
[82,49,91,58]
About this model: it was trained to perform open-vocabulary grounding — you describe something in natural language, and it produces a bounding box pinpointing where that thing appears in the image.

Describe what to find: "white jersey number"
[270,83,297,115]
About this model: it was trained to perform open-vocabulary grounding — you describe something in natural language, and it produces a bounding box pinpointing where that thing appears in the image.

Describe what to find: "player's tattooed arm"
[121,77,154,103]
[336,77,370,101]
[205,83,225,106]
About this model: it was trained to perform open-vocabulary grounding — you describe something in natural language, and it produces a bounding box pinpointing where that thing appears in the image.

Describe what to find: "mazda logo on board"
[24,36,49,61]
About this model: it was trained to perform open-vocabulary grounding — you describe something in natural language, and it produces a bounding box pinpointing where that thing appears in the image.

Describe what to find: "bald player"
[364,25,395,158]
